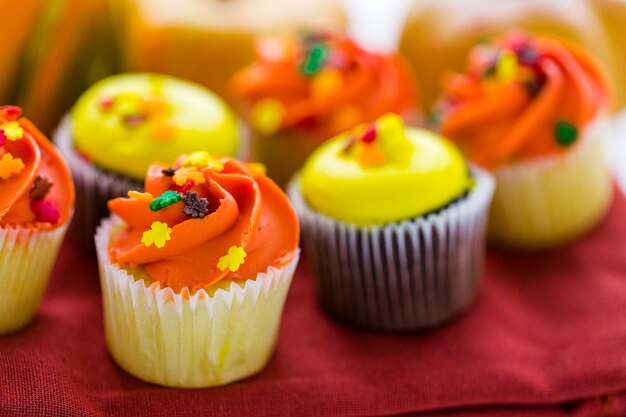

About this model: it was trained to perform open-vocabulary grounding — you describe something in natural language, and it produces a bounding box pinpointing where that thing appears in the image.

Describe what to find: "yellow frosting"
[71,73,240,181]
[300,114,471,225]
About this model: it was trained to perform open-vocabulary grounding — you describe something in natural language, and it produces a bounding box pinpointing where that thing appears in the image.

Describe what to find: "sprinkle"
[149,190,183,212]
[128,190,154,201]
[360,125,377,143]
[217,246,247,272]
[181,151,224,171]
[179,180,194,194]
[123,114,146,127]
[173,167,206,187]
[99,97,114,111]
[496,51,518,83]
[141,221,172,248]
[0,106,21,123]
[555,120,578,146]
[250,99,284,135]
[517,46,539,66]
[31,199,60,224]
[0,153,24,179]
[0,130,6,146]
[341,136,357,154]
[182,191,209,218]
[161,167,176,176]
[247,162,266,176]
[29,176,53,200]
[301,42,328,76]
[150,120,176,140]
[1,122,24,141]
[311,70,342,98]
[356,144,387,168]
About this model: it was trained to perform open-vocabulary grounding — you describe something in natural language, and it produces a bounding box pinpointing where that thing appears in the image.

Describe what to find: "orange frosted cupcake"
[0,106,74,334]
[435,32,612,249]
[95,152,300,387]
[231,32,419,186]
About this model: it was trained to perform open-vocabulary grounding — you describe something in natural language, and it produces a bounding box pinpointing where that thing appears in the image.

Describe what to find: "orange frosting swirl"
[231,33,419,139]
[436,32,610,169]
[0,106,74,229]
[108,156,300,293]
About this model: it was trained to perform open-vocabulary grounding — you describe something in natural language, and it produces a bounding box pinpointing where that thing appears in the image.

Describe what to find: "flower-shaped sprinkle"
[181,151,224,171]
[0,153,24,179]
[250,99,284,135]
[217,246,247,272]
[149,190,182,212]
[173,167,206,186]
[141,221,172,248]
[1,122,24,141]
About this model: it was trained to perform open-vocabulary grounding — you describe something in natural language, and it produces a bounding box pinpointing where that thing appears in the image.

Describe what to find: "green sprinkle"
[555,120,578,146]
[149,190,182,212]
[301,43,328,77]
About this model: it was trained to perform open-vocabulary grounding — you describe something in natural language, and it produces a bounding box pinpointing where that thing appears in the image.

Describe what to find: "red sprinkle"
[170,180,194,194]
[0,130,6,147]
[0,106,21,124]
[124,114,146,127]
[99,97,114,110]
[360,125,377,143]
[31,199,60,224]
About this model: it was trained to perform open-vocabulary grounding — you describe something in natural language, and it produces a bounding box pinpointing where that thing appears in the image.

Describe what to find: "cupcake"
[231,32,419,186]
[55,73,241,249]
[113,0,345,102]
[95,152,300,387]
[434,32,612,249]
[0,106,74,335]
[288,114,494,331]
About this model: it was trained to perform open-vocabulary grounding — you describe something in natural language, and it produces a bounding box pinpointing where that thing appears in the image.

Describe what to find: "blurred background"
[3,0,626,134]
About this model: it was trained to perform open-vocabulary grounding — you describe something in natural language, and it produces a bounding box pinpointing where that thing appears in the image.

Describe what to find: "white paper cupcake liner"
[95,216,299,388]
[54,117,142,251]
[0,223,69,335]
[288,169,495,331]
[488,115,613,249]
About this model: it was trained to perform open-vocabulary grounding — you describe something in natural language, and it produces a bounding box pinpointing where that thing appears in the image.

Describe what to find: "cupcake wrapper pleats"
[289,169,495,331]
[0,223,69,335]
[488,115,613,249]
[95,216,299,388]
[54,117,142,251]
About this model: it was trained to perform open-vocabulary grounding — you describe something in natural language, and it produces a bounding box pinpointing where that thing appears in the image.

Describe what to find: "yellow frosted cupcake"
[434,32,612,249]
[231,32,420,187]
[0,106,75,335]
[54,73,241,248]
[95,153,299,387]
[289,114,494,331]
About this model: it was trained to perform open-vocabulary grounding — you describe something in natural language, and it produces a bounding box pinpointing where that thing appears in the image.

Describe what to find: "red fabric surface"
[2,192,626,417]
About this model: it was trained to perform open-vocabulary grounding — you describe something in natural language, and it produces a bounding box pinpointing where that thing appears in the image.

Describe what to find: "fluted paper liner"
[95,216,299,388]
[488,115,613,249]
[289,169,495,331]
[0,223,69,335]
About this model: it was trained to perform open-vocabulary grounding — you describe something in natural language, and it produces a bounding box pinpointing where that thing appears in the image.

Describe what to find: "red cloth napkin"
[2,192,626,417]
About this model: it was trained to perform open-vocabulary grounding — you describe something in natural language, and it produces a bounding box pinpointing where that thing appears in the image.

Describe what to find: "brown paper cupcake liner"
[54,117,143,252]
[288,169,495,331]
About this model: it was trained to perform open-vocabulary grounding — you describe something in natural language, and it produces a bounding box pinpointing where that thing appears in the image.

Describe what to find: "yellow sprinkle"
[181,151,224,172]
[497,51,518,83]
[173,166,206,186]
[128,191,154,201]
[0,153,24,179]
[141,221,172,249]
[250,99,284,135]
[217,246,247,272]
[247,162,266,176]
[311,70,342,98]
[114,94,142,116]
[1,122,24,141]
